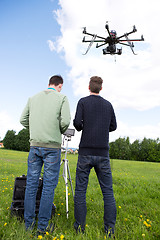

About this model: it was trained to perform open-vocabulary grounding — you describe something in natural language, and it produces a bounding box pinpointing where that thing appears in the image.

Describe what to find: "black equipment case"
[10,175,43,218]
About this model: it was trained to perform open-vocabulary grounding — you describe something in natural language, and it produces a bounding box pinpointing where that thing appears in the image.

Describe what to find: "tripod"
[61,132,74,218]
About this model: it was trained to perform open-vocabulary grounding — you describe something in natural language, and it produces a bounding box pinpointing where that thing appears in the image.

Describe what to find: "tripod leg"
[67,163,74,197]
[64,160,69,219]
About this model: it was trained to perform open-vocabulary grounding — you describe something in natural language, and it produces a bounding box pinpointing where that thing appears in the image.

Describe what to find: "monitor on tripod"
[63,128,75,137]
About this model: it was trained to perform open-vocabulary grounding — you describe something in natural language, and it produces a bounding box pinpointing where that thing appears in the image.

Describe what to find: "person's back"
[21,89,70,148]
[74,94,116,156]
[73,76,117,238]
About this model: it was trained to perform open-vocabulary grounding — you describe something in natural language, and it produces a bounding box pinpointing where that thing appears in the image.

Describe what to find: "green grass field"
[0,149,160,240]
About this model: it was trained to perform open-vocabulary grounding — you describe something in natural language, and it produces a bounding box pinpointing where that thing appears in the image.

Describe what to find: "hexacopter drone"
[82,22,144,55]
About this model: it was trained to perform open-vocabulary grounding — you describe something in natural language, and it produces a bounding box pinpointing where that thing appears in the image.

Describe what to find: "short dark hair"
[89,76,103,93]
[49,75,63,86]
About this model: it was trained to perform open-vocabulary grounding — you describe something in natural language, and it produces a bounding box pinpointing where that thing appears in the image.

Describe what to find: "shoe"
[105,228,115,239]
[37,223,54,237]
[74,223,85,234]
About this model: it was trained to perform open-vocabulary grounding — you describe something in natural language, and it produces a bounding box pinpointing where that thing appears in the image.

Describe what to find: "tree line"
[2,129,160,162]
[109,137,160,162]
[3,129,30,152]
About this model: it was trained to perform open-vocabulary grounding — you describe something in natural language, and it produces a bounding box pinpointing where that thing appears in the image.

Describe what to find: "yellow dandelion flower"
[4,223,7,227]
[53,237,57,240]
[37,235,43,239]
[60,235,64,239]
[140,215,143,218]
[46,232,49,235]
[143,221,151,228]
[118,206,121,209]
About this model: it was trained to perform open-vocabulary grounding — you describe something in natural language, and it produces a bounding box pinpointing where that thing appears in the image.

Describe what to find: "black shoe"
[105,228,115,239]
[74,224,85,234]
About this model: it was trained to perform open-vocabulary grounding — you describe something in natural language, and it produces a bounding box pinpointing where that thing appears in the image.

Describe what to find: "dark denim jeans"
[74,155,116,233]
[24,146,61,232]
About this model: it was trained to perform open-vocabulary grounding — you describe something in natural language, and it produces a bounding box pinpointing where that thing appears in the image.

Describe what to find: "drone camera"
[103,44,116,54]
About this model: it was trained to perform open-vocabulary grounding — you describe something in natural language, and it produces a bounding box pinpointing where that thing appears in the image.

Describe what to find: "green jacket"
[20,90,71,148]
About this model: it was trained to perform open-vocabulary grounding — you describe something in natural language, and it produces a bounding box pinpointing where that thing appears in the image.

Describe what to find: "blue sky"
[0,0,160,148]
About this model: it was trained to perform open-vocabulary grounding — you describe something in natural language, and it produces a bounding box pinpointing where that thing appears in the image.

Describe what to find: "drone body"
[82,22,144,55]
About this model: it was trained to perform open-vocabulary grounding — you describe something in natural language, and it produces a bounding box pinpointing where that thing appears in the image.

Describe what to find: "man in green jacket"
[20,75,70,235]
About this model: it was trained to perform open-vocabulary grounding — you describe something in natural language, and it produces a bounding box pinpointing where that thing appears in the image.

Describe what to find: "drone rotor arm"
[96,42,107,48]
[120,38,144,42]
[83,39,105,43]
[119,42,131,47]
[83,29,106,40]
[85,33,105,40]
[117,26,137,40]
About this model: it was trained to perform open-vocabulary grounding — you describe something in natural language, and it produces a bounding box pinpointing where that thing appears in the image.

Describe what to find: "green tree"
[3,130,16,150]
[15,128,30,152]
[147,138,160,162]
[130,139,141,161]
[109,137,131,160]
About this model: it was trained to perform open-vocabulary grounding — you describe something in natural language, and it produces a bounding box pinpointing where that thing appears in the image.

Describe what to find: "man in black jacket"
[73,76,117,238]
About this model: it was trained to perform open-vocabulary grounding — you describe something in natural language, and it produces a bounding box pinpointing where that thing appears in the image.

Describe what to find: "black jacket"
[73,95,117,156]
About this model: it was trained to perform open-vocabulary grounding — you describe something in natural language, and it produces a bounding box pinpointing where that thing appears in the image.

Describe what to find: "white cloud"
[0,111,22,140]
[47,40,56,51]
[53,0,160,111]
[110,120,160,143]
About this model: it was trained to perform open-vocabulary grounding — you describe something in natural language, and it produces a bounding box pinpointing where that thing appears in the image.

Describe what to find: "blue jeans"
[74,155,116,233]
[24,146,61,232]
